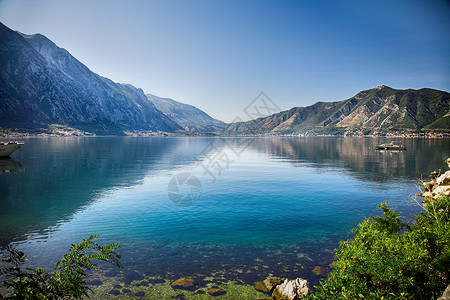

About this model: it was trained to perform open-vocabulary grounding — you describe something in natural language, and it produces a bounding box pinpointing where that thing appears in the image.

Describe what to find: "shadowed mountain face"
[0,22,181,134]
[147,94,226,133]
[224,85,450,135]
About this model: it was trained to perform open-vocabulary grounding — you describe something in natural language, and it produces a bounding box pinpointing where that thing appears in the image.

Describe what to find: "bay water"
[0,136,448,291]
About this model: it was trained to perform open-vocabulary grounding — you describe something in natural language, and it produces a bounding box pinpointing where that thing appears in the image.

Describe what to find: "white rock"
[432,185,450,198]
[436,171,450,186]
[273,278,309,300]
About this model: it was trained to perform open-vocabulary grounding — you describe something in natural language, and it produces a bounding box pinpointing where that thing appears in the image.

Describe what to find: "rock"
[296,253,313,261]
[108,289,121,296]
[438,284,450,300]
[171,278,196,291]
[272,278,309,300]
[433,185,450,197]
[263,278,284,293]
[254,281,270,293]
[421,160,450,203]
[208,288,227,296]
[312,266,326,276]
[436,171,450,185]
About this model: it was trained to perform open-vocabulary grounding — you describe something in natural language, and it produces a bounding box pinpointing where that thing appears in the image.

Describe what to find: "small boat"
[0,141,24,157]
[375,141,406,151]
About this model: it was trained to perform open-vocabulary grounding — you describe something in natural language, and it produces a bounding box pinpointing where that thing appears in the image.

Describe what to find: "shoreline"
[1,132,449,139]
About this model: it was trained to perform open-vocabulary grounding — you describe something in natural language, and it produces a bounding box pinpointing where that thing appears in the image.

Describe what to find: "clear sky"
[1,0,449,122]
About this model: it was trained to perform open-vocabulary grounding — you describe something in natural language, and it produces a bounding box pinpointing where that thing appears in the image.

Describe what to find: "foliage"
[307,196,450,299]
[0,235,121,299]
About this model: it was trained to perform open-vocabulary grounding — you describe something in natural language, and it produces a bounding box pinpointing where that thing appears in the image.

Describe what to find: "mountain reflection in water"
[0,136,448,288]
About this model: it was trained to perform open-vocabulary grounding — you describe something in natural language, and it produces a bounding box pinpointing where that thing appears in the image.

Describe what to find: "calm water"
[0,136,449,287]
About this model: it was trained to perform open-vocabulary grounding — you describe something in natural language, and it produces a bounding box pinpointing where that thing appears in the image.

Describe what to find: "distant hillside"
[224,85,450,135]
[147,94,226,133]
[0,22,181,134]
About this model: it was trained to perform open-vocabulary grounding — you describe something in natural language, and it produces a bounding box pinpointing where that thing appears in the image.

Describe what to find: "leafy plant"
[0,235,121,299]
[307,196,449,299]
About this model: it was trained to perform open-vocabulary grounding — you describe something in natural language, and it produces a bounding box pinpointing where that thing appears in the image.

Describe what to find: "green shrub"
[0,235,121,299]
[308,196,449,299]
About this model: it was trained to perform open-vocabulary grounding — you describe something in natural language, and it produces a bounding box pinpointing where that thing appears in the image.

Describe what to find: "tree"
[307,195,449,299]
[0,235,121,299]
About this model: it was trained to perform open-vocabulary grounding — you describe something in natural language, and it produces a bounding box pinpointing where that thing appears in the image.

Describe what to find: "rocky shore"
[420,158,450,201]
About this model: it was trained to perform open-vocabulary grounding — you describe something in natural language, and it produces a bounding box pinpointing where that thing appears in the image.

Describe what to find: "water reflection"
[1,136,447,247]
[243,137,449,182]
[0,137,213,246]
[1,136,448,290]
[0,158,24,173]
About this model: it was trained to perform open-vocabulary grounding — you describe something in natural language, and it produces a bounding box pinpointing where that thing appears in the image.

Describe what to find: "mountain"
[147,94,226,133]
[224,85,450,135]
[0,22,181,134]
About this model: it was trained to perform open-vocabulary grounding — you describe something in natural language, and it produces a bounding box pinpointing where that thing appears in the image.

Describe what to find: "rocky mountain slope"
[0,22,181,134]
[224,85,450,135]
[147,94,226,133]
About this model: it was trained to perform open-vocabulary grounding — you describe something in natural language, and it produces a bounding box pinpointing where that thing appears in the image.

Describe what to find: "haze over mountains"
[0,22,448,136]
[147,94,226,133]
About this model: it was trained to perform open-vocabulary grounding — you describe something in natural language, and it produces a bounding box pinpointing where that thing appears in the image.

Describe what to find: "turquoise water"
[0,136,448,287]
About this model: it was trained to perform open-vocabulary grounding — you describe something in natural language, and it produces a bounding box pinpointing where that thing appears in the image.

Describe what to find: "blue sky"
[1,0,449,122]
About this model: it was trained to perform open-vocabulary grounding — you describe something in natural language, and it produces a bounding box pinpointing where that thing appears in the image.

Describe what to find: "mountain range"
[146,94,226,133]
[224,85,450,135]
[0,22,448,136]
[0,22,222,135]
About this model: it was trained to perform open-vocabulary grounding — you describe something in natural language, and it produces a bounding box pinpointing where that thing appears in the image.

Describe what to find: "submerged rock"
[254,281,270,293]
[104,269,120,277]
[87,279,103,286]
[208,287,227,296]
[123,270,144,284]
[171,278,196,291]
[148,278,166,285]
[272,278,310,300]
[263,278,284,292]
[312,266,326,276]
[134,291,146,297]
[108,289,121,296]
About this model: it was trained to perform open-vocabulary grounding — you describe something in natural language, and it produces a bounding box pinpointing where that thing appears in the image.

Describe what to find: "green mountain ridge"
[224,85,450,135]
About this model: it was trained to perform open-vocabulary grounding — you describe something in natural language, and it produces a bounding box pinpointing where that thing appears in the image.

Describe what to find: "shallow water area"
[1,136,448,298]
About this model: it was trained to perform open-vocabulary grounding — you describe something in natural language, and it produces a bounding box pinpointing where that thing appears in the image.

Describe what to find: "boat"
[375,141,406,151]
[0,141,24,157]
